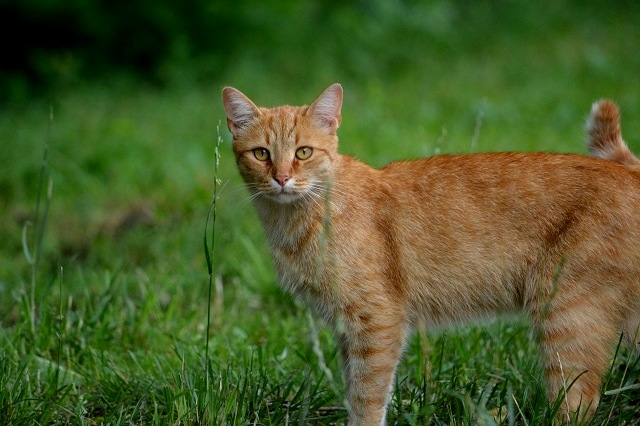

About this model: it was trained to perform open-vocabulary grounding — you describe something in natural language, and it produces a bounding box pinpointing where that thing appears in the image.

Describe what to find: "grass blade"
[204,123,223,381]
[604,383,640,396]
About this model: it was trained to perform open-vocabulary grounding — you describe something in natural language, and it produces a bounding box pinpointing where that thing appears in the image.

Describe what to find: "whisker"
[308,181,349,202]
[306,187,337,210]
[303,190,325,211]
[220,184,259,196]
[232,189,265,212]
[309,180,350,194]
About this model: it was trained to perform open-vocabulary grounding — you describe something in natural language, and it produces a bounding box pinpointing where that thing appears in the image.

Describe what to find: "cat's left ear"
[222,87,261,138]
[307,83,343,134]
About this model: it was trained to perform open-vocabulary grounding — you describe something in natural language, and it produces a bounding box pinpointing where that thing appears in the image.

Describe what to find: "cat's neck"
[253,193,327,252]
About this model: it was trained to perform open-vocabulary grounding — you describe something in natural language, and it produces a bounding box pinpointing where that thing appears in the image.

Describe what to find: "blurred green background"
[1,1,640,423]
[4,0,640,103]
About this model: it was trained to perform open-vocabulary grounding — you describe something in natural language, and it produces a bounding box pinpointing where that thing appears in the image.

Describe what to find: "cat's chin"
[268,192,304,204]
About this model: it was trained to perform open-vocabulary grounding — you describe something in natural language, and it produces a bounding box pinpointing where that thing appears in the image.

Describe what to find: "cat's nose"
[274,174,290,187]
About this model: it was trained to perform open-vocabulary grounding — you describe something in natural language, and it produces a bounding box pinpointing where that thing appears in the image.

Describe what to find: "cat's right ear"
[222,87,261,138]
[307,83,343,135]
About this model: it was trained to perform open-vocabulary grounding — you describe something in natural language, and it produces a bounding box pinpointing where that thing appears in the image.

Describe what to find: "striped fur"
[587,99,640,168]
[223,85,640,425]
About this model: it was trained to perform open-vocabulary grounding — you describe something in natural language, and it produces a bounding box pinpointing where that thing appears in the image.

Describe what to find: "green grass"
[2,2,640,424]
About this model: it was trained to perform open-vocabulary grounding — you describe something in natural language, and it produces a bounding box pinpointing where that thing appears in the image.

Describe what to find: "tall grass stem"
[204,124,223,383]
[26,106,54,334]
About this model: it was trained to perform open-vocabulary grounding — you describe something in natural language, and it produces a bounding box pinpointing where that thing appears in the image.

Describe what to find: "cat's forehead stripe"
[263,110,299,145]
[285,119,296,141]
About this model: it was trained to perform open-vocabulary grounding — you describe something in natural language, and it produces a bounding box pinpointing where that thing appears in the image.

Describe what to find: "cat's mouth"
[264,178,305,203]
[248,183,304,204]
[269,187,304,203]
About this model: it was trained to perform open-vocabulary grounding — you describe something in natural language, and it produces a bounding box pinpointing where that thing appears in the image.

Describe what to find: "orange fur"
[587,99,640,169]
[222,85,640,425]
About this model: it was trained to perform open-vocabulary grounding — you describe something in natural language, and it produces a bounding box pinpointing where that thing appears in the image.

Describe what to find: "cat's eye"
[295,147,313,160]
[253,148,270,161]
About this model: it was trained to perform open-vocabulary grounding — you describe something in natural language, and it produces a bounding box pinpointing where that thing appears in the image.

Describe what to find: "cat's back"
[380,151,640,182]
[378,152,640,207]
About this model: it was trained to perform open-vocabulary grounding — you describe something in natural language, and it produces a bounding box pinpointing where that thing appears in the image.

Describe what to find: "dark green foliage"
[4,0,640,100]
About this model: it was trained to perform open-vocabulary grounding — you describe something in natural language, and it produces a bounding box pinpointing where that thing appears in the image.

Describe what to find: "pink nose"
[274,174,290,187]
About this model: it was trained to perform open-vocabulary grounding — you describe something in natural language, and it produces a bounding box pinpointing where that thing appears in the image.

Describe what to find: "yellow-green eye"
[253,148,270,161]
[295,147,313,160]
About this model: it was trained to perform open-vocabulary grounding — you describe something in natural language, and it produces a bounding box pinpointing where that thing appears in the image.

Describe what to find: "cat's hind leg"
[539,276,624,422]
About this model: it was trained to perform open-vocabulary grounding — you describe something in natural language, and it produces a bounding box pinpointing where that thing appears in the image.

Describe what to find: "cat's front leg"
[339,307,408,426]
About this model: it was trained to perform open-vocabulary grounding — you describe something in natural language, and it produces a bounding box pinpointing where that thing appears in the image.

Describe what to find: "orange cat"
[222,84,640,425]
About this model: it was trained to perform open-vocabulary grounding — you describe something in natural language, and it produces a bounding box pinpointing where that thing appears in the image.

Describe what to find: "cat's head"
[222,84,342,204]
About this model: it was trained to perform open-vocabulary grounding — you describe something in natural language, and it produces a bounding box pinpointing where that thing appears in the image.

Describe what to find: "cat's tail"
[586,100,640,168]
